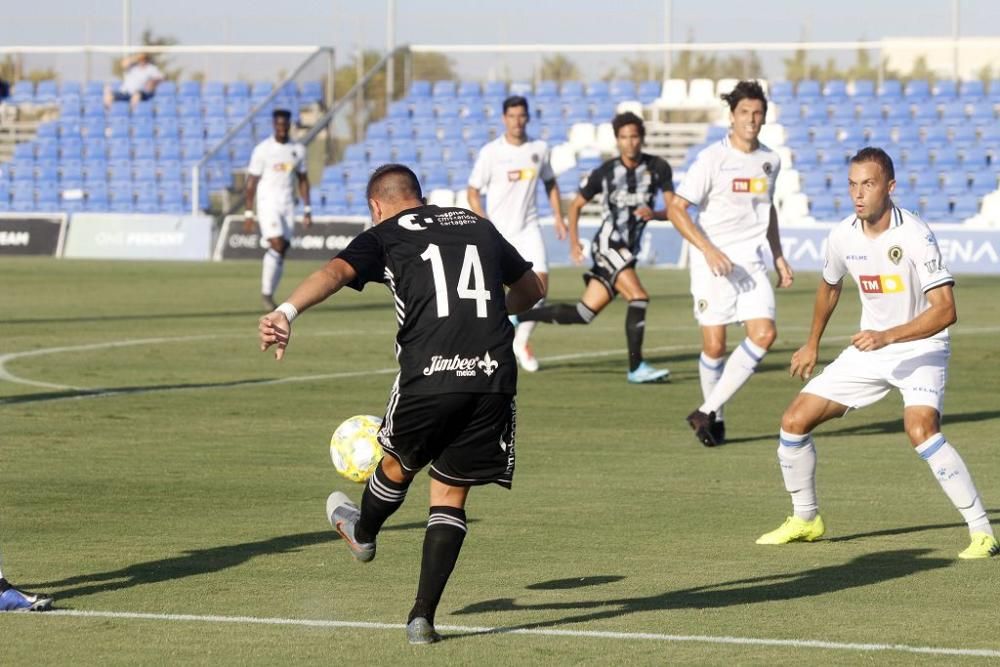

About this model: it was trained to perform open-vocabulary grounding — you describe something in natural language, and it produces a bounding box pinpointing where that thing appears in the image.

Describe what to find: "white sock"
[514,299,542,347]
[916,434,992,536]
[262,248,284,297]
[699,352,725,422]
[700,338,767,415]
[778,429,818,521]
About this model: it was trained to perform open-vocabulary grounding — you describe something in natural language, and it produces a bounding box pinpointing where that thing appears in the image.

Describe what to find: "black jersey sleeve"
[335,229,386,291]
[493,226,533,285]
[578,163,605,200]
[652,156,674,192]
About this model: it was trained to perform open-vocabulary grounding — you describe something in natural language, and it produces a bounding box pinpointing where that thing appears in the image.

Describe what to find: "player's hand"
[789,344,819,380]
[635,206,655,222]
[703,245,733,277]
[303,212,313,228]
[554,217,568,241]
[569,241,585,266]
[851,329,889,352]
[243,211,256,234]
[775,256,794,288]
[259,311,291,360]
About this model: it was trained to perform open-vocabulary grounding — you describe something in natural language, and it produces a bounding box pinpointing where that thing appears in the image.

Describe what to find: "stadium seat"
[560,81,584,98]
[535,80,559,99]
[179,80,202,97]
[952,198,979,220]
[609,80,636,101]
[921,198,951,221]
[458,81,481,98]
[410,80,432,98]
[852,80,876,98]
[879,79,903,99]
[227,81,249,99]
[934,80,958,99]
[59,117,83,138]
[940,101,967,123]
[912,104,938,124]
[809,193,838,219]
[796,80,821,101]
[586,81,609,99]
[637,81,660,105]
[483,81,506,97]
[934,147,960,171]
[969,102,995,124]
[970,171,998,196]
[904,80,931,99]
[60,137,83,160]
[923,125,949,148]
[823,79,848,100]
[686,79,716,107]
[801,171,829,195]
[432,81,456,98]
[959,80,984,99]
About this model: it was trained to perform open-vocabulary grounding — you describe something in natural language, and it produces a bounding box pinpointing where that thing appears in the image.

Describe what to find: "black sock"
[0,578,9,592]
[625,299,648,372]
[408,506,467,625]
[355,464,411,544]
[519,302,596,325]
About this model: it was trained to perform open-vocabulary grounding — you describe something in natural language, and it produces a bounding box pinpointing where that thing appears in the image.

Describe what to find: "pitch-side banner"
[779,223,1000,274]
[542,220,686,268]
[63,213,214,260]
[214,215,369,260]
[0,213,67,256]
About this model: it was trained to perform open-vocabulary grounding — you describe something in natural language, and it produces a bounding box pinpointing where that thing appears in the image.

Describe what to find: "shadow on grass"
[828,508,1000,543]
[446,549,951,639]
[526,576,625,590]
[0,377,290,406]
[37,522,436,602]
[7,302,390,326]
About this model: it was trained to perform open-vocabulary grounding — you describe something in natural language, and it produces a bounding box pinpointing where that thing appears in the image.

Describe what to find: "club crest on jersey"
[859,274,905,294]
[478,351,499,377]
[531,153,540,164]
[697,299,708,313]
[731,177,769,194]
[888,245,903,264]
[762,162,773,175]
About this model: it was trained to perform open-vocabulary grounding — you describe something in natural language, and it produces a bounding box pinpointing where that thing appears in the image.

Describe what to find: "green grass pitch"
[2,257,999,664]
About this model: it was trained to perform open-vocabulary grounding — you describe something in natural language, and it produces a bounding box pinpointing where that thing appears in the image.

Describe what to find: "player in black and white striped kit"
[257,164,543,644]
[515,112,673,383]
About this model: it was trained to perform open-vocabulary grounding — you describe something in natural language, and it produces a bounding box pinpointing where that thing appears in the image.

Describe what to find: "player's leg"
[896,347,999,558]
[756,392,847,545]
[613,268,669,383]
[689,325,728,445]
[407,479,471,645]
[510,226,548,372]
[259,209,292,310]
[517,275,611,325]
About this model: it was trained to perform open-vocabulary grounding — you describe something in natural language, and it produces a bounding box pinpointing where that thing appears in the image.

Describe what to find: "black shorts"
[377,392,516,488]
[584,237,638,299]
[113,90,153,102]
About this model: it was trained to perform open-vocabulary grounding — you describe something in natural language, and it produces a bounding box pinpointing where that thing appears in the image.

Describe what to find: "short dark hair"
[721,80,768,117]
[502,95,529,115]
[272,108,292,122]
[366,163,423,203]
[611,111,645,139]
[850,147,895,181]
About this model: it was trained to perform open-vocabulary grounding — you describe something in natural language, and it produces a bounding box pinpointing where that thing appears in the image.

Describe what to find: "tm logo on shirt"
[507,168,536,182]
[731,178,769,194]
[859,274,905,294]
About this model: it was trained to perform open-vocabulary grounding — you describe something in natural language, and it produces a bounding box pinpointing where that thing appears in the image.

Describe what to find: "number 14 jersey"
[336,205,533,395]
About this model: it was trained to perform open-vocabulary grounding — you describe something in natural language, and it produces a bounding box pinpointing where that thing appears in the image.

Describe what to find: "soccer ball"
[330,415,384,483]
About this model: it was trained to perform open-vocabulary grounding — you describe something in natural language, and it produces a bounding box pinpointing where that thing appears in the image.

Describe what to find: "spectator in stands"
[103,53,163,110]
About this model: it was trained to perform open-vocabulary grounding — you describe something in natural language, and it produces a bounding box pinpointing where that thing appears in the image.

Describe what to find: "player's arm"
[466,187,486,217]
[852,283,957,352]
[243,174,260,233]
[297,170,312,227]
[506,269,545,314]
[567,193,589,265]
[544,178,567,240]
[666,194,733,276]
[790,278,843,380]
[258,258,358,360]
[766,203,794,288]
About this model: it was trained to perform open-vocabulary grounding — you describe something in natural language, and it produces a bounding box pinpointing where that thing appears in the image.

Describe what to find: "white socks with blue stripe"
[262,248,284,297]
[700,338,767,415]
[777,430,818,521]
[698,353,726,421]
[916,434,992,536]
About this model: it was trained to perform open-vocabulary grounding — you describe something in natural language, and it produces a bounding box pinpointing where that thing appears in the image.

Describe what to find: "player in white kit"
[667,80,794,446]
[244,109,312,311]
[0,546,53,611]
[468,95,566,372]
[756,148,997,559]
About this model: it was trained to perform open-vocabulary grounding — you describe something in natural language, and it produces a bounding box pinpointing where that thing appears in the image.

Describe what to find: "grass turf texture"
[2,257,999,665]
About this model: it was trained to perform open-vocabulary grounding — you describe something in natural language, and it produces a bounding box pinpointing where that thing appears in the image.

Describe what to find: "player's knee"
[781,407,812,436]
[904,421,938,447]
[379,454,414,484]
[750,326,777,350]
[703,340,726,358]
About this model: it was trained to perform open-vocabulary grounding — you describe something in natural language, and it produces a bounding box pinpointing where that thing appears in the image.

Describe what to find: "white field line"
[3,326,1000,403]
[40,609,1000,658]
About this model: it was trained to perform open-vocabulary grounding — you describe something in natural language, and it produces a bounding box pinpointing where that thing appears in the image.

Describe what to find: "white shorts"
[802,338,950,413]
[258,206,294,241]
[506,224,548,274]
[689,254,775,326]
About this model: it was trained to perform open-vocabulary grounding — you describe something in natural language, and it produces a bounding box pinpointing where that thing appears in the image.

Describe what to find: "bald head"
[366,164,424,222]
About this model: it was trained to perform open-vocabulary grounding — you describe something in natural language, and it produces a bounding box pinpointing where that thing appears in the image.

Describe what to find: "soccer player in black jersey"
[513,112,673,383]
[258,164,543,645]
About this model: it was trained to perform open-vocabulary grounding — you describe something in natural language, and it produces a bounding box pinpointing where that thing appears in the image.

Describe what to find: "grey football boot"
[326,491,376,563]
[406,617,442,645]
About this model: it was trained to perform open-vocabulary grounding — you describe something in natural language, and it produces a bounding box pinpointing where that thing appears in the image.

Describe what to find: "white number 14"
[419,243,491,318]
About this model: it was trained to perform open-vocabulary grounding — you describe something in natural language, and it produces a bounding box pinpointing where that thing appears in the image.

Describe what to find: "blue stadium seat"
[923,125,949,148]
[638,81,660,105]
[227,98,251,119]
[952,198,979,220]
[157,140,181,160]
[422,141,447,162]
[439,123,462,142]
[912,171,940,195]
[591,100,616,122]
[851,80,876,98]
[367,143,392,164]
[205,117,228,139]
[979,124,999,144]
[393,143,418,163]
[133,159,157,182]
[610,80,636,100]
[387,101,410,119]
[586,81,609,99]
[962,146,988,169]
[809,193,838,219]
[784,125,810,145]
[158,159,182,182]
[462,104,487,123]
[969,102,995,124]
[796,80,821,101]
[59,96,82,117]
[458,81,481,98]
[153,97,178,117]
[823,79,847,99]
[904,80,930,99]
[483,81,507,97]
[970,171,998,196]
[811,125,838,147]
[912,104,938,124]
[179,80,202,97]
[227,81,249,98]
[412,99,435,119]
[560,81,584,98]
[178,98,202,117]
[156,81,177,97]
[801,170,828,194]
[132,119,155,139]
[905,145,931,168]
[934,146,960,170]
[202,81,224,98]
[11,182,34,210]
[921,198,951,221]
[156,116,181,140]
[108,137,131,159]
[386,118,413,139]
[940,101,967,123]
[829,104,856,125]
[251,81,273,99]
[895,125,920,146]
[934,80,958,99]
[432,80,456,98]
[35,80,58,104]
[436,102,461,120]
[792,148,819,167]
[959,80,984,99]
[132,101,154,117]
[343,144,367,163]
[58,117,83,138]
[133,140,156,160]
[410,80,432,98]
[801,104,827,125]
[60,137,83,160]
[879,79,902,99]
[564,101,590,123]
[941,171,968,196]
[36,122,58,139]
[884,104,911,125]
[159,183,186,212]
[181,117,204,139]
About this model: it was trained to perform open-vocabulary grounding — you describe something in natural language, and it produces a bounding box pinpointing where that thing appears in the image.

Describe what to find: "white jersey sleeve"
[675,147,713,207]
[822,223,848,285]
[905,221,954,292]
[467,142,492,190]
[248,144,264,177]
